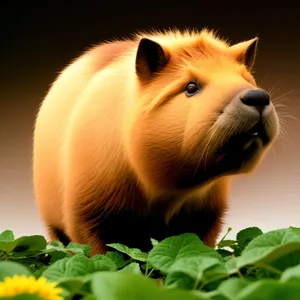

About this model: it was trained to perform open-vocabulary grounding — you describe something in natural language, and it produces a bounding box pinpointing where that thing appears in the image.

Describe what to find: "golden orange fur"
[33,28,279,255]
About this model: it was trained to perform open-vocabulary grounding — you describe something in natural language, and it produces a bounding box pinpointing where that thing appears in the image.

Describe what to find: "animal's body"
[33,28,279,255]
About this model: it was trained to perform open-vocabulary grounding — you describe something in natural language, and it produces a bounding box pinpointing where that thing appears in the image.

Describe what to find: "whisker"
[274,117,292,152]
[267,81,281,97]
[175,120,215,182]
[203,126,221,171]
[271,90,295,102]
[202,118,237,173]
[193,126,217,176]
[270,146,277,161]
[278,114,298,121]
[259,73,269,87]
[273,104,295,118]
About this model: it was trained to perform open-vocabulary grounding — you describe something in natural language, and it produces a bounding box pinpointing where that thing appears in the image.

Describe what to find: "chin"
[214,133,268,176]
[213,118,273,174]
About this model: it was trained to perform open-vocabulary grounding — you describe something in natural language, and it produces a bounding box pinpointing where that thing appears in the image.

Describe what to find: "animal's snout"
[240,89,270,113]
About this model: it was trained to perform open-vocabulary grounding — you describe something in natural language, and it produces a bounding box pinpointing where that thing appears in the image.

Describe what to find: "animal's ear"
[135,38,169,81]
[230,38,258,70]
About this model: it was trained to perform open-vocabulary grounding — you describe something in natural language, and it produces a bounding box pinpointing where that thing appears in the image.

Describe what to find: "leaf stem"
[199,274,229,290]
[145,262,149,276]
[193,275,201,290]
[256,263,282,276]
[217,227,233,249]
[123,258,133,266]
[1,252,8,261]
[237,269,243,278]
[146,268,154,278]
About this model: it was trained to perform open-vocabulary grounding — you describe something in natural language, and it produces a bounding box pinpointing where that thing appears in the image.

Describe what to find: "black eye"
[185,81,200,97]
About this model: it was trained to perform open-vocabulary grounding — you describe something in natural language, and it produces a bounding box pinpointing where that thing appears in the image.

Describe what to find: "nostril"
[240,89,270,107]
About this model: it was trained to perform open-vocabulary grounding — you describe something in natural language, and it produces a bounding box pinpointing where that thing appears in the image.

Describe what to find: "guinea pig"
[33,28,279,255]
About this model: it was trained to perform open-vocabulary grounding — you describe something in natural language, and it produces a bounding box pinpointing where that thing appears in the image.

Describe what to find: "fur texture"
[33,28,279,255]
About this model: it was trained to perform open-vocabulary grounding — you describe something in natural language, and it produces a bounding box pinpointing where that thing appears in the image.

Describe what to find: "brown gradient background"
[0,2,299,240]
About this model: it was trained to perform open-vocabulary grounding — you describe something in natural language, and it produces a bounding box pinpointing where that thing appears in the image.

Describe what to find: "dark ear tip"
[137,38,166,56]
[137,38,150,50]
[242,38,259,70]
[248,38,258,50]
[136,37,169,80]
[249,38,259,53]
[139,37,156,46]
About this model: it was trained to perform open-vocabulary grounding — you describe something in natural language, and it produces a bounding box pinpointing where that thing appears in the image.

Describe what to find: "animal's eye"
[185,81,200,97]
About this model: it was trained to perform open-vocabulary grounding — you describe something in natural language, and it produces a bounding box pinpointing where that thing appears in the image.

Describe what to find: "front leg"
[63,196,109,255]
[63,174,153,255]
[167,179,229,248]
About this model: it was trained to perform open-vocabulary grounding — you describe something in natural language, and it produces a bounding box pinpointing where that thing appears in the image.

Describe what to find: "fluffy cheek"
[181,92,224,163]
[126,96,191,193]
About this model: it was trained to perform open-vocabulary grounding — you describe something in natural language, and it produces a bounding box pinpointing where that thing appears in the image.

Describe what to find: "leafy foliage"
[1,226,300,299]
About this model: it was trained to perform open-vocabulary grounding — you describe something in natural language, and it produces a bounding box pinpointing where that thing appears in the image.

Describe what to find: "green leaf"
[91,271,208,300]
[107,243,148,262]
[151,238,159,247]
[165,272,195,290]
[64,255,95,278]
[280,264,300,283]
[56,274,93,294]
[236,279,300,300]
[91,254,116,271]
[0,235,47,255]
[65,242,92,256]
[205,293,228,300]
[230,244,242,257]
[49,240,65,248]
[0,230,15,242]
[216,249,233,259]
[225,256,240,274]
[216,277,251,299]
[46,248,69,263]
[0,293,46,300]
[45,243,66,254]
[165,256,228,289]
[105,251,126,268]
[289,226,300,236]
[32,266,49,279]
[42,253,115,282]
[217,227,233,248]
[119,262,141,274]
[217,240,237,249]
[11,257,49,271]
[0,261,32,281]
[236,227,263,252]
[148,233,222,274]
[42,254,93,281]
[265,249,300,278]
[226,228,300,274]
[44,242,75,262]
[41,256,69,281]
[82,295,97,300]
[45,241,93,263]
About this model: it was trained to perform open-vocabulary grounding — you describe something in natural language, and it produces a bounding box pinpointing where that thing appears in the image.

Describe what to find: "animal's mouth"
[217,121,270,156]
[174,119,275,190]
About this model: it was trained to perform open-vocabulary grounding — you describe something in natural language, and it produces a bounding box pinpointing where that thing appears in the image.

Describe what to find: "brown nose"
[240,89,270,112]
